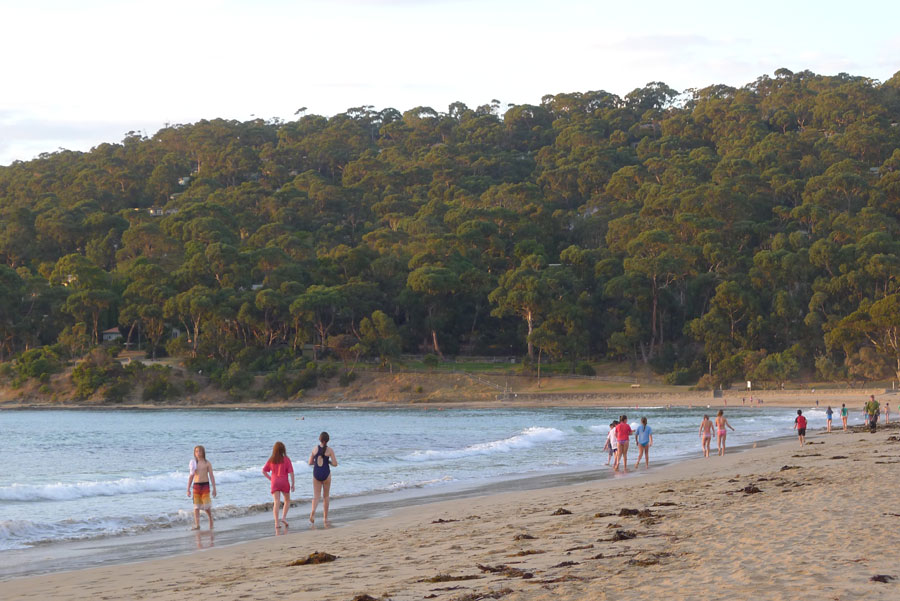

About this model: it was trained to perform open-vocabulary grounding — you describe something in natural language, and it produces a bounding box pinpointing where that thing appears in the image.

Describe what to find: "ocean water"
[0,405,855,557]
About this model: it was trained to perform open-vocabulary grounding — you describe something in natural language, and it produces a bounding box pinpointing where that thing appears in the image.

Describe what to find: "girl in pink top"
[262,441,295,532]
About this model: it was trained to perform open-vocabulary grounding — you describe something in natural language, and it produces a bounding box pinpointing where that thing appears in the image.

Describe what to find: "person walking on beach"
[187,445,216,530]
[841,403,848,431]
[308,432,338,526]
[794,410,808,445]
[633,417,653,469]
[699,415,714,457]
[603,420,618,466]
[825,406,833,433]
[262,441,295,532]
[715,410,734,456]
[885,402,890,425]
[613,415,632,471]
[866,395,880,433]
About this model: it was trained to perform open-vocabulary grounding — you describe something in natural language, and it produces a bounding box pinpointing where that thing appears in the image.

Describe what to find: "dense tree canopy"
[2,69,899,388]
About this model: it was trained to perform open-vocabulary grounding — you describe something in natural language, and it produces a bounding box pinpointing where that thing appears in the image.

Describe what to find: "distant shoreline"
[0,386,891,411]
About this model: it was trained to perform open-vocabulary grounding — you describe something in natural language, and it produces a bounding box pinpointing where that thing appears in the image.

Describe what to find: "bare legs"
[310,476,332,525]
[842,416,847,431]
[192,507,213,529]
[613,441,629,472]
[702,436,711,458]
[717,433,726,456]
[634,444,649,469]
[272,491,290,532]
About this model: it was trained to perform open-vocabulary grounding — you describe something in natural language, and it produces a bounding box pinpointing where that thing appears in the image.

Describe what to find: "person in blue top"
[825,406,833,433]
[633,417,653,469]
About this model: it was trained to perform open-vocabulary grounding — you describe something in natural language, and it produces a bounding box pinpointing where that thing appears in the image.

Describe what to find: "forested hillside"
[2,68,899,392]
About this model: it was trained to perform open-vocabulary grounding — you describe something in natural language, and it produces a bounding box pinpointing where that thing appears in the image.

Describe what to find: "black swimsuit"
[313,445,330,482]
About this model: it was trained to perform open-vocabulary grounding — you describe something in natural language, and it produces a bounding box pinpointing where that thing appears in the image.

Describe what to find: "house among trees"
[102,327,123,343]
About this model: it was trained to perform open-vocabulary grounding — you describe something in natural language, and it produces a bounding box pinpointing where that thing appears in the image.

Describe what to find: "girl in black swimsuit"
[308,432,337,525]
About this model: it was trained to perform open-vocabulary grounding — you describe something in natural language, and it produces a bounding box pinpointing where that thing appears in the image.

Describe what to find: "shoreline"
[6,422,897,600]
[0,425,798,581]
[0,387,892,411]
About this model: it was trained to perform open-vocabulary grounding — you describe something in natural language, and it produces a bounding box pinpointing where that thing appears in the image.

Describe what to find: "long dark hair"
[319,431,329,449]
[269,441,286,464]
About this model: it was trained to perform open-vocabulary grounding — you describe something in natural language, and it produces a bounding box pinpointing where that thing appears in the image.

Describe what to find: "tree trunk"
[431,329,442,358]
[526,309,534,359]
[537,348,542,388]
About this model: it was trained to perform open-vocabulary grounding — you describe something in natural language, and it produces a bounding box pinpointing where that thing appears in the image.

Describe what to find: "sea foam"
[403,426,565,462]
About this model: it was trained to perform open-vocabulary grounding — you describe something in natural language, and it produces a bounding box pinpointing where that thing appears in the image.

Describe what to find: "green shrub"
[422,354,439,369]
[338,371,357,387]
[142,376,179,402]
[414,385,424,393]
[664,367,698,386]
[17,347,62,379]
[217,363,252,391]
[101,379,131,403]
[576,361,596,376]
[183,380,200,394]
[165,334,190,358]
[318,363,338,380]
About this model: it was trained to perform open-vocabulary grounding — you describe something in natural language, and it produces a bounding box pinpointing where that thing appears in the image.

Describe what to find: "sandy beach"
[4,417,900,601]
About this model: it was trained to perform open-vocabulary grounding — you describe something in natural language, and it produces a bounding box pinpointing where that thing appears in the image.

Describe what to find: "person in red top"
[262,441,295,533]
[613,415,633,472]
[794,409,807,446]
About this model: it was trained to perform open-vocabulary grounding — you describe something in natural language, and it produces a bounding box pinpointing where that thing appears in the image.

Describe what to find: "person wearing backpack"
[794,409,807,445]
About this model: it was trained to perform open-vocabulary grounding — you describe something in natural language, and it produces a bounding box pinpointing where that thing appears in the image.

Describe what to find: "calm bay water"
[0,405,851,559]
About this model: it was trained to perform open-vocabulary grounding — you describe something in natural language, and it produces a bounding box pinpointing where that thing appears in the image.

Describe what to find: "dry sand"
[4,421,900,601]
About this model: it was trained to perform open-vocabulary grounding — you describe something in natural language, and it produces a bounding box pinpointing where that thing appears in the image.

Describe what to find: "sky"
[1,0,898,166]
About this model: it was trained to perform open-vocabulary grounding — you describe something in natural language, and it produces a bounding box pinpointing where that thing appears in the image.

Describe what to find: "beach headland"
[3,421,899,601]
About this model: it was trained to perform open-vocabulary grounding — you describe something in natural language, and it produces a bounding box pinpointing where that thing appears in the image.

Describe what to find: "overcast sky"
[1,0,897,166]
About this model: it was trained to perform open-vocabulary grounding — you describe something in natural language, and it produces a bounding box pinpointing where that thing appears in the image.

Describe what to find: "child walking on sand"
[633,417,653,469]
[825,406,833,433]
[841,403,848,431]
[794,409,807,445]
[187,445,216,530]
[262,441,295,532]
[603,420,618,466]
[715,410,734,456]
[699,415,714,457]
[308,432,338,526]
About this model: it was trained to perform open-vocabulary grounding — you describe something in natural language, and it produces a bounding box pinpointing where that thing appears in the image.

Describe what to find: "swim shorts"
[192,482,211,509]
[797,428,806,436]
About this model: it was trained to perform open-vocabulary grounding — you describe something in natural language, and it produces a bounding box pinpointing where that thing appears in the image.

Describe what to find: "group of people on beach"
[186,433,338,532]
[602,415,653,471]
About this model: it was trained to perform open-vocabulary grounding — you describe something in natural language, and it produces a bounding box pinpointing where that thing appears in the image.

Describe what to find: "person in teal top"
[840,403,848,431]
[633,417,653,469]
